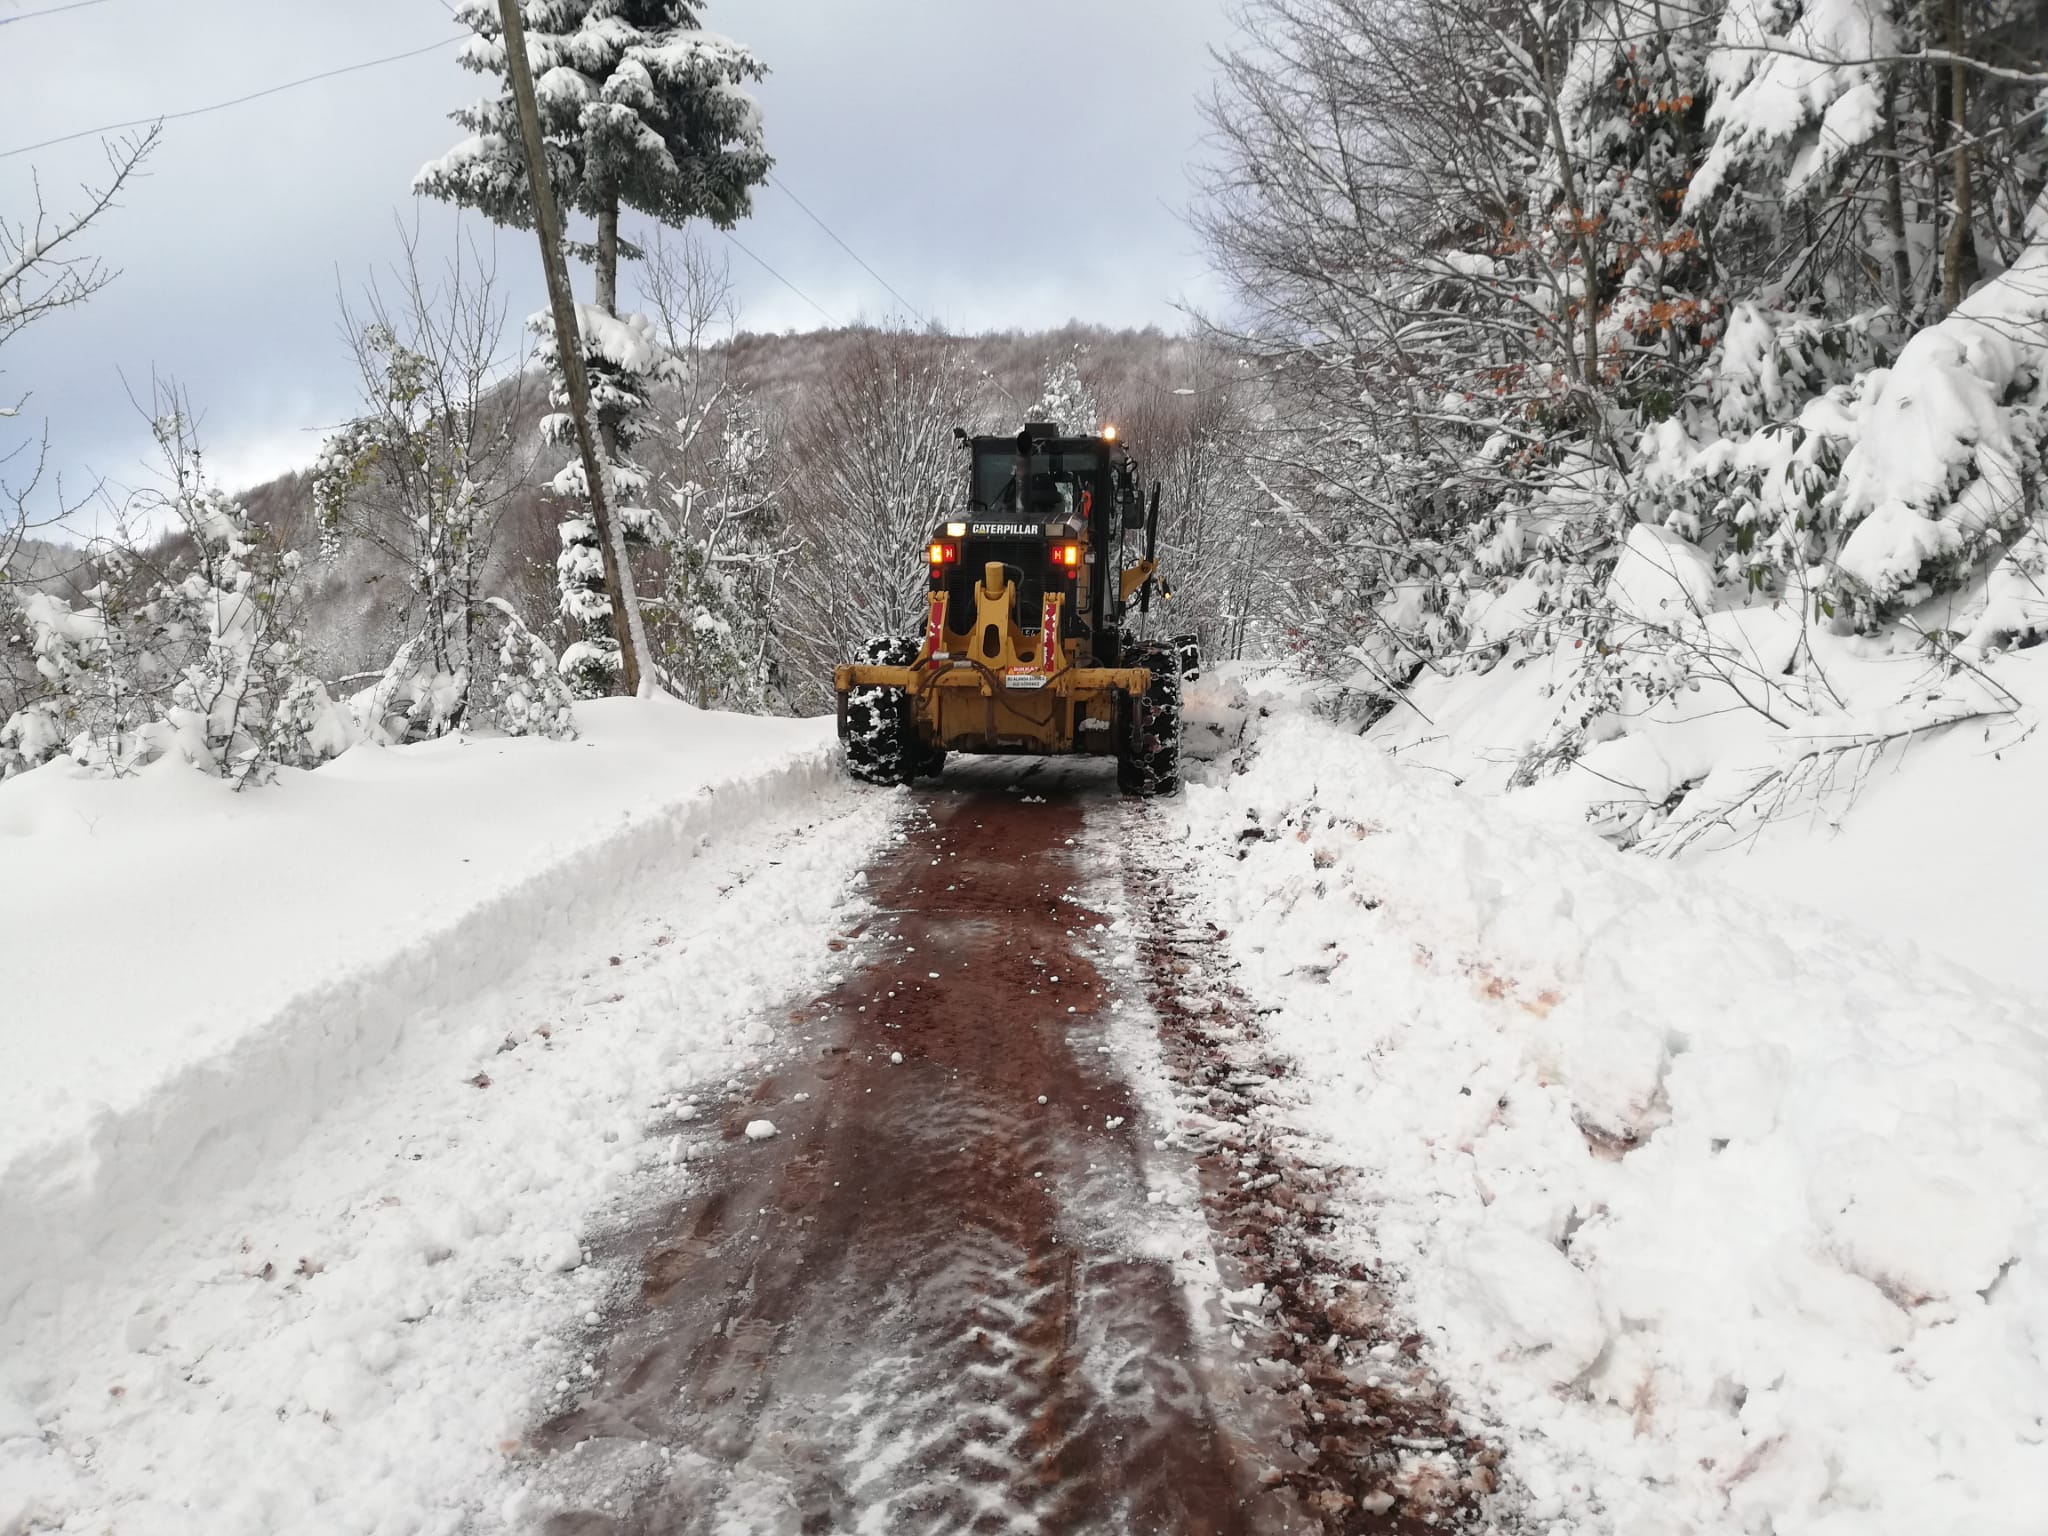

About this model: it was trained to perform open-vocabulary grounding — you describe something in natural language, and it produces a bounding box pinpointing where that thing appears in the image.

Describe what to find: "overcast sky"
[0,0,1238,525]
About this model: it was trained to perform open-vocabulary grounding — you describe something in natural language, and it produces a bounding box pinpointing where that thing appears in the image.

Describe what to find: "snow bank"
[0,755,890,1536]
[1182,701,2048,1532]
[0,699,837,1340]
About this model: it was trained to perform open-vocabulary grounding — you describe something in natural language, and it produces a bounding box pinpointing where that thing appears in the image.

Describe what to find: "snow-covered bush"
[0,586,114,776]
[485,596,578,739]
[347,634,467,745]
[1,400,354,783]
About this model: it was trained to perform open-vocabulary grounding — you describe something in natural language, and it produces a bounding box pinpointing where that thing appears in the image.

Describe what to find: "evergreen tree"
[532,303,684,695]
[417,2,770,695]
[415,0,771,318]
[486,596,580,738]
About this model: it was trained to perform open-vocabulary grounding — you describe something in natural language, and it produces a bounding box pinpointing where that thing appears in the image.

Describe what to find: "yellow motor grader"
[832,421,1182,795]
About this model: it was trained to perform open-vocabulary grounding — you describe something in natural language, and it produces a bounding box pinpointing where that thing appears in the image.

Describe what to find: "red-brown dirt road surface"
[525,759,1500,1535]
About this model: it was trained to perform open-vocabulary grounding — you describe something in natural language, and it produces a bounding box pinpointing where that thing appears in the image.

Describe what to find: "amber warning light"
[1056,542,1082,568]
[928,542,958,566]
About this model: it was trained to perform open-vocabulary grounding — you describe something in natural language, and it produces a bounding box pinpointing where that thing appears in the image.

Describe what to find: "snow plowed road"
[524,761,1490,1535]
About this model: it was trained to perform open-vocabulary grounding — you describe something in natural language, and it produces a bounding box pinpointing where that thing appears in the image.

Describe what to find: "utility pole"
[495,0,649,696]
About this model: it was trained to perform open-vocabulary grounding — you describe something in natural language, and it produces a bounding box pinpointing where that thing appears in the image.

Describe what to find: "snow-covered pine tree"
[485,596,579,737]
[417,1,770,696]
[1631,0,2048,633]
[415,0,770,318]
[533,303,685,695]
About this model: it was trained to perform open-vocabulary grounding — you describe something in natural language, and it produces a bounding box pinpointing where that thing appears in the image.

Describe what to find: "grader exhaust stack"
[833,422,1183,796]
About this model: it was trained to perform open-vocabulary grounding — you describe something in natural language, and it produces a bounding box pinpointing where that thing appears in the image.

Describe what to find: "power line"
[0,0,113,24]
[720,229,840,328]
[0,34,464,159]
[0,16,859,337]
[768,172,927,325]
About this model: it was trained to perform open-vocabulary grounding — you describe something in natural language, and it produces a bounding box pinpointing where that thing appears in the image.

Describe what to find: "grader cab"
[832,421,1183,795]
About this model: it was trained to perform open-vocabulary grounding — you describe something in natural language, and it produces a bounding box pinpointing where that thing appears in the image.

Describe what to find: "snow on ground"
[0,700,900,1534]
[1689,696,2048,999]
[1369,606,2048,999]
[1176,678,2048,1533]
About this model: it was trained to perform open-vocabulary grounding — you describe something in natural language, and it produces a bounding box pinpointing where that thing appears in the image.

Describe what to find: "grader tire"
[1117,641,1183,797]
[844,637,943,786]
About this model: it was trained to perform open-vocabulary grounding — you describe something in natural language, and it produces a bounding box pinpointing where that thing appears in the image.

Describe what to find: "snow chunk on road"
[744,1120,779,1141]
[1811,1138,2024,1302]
[1458,1229,1607,1385]
[531,1231,585,1274]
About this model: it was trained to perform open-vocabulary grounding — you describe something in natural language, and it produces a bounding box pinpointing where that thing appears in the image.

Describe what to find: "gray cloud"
[0,0,1234,522]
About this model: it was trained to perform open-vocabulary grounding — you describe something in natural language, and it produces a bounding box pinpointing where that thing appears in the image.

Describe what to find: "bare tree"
[310,223,533,735]
[777,329,976,707]
[0,129,159,360]
[2,128,160,732]
[1111,342,1277,664]
[639,225,738,468]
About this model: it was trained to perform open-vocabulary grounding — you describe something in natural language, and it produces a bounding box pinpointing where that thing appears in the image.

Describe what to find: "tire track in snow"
[523,762,1299,1535]
[1120,809,1509,1532]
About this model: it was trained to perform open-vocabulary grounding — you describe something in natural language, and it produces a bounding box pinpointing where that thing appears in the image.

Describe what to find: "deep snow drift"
[1368,583,2048,999]
[0,700,898,1534]
[1180,679,2048,1533]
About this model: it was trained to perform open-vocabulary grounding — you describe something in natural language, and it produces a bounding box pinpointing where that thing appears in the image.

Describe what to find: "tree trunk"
[1880,70,1915,321]
[595,195,620,318]
[1927,0,1980,313]
[1940,0,1979,310]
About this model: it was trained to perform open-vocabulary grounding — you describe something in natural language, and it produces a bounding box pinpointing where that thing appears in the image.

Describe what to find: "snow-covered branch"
[0,127,160,352]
